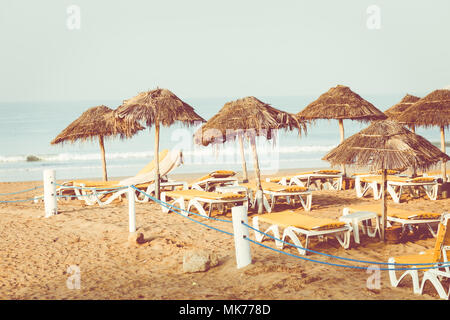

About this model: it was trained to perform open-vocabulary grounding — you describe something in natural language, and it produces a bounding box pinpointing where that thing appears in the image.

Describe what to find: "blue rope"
[0,196,43,203]
[55,183,127,191]
[131,185,233,224]
[245,237,450,271]
[0,186,43,196]
[243,221,449,266]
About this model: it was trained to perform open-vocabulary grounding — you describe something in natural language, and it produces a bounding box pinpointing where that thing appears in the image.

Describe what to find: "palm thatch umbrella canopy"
[384,94,421,132]
[51,105,144,181]
[297,85,387,175]
[396,89,450,181]
[194,96,307,213]
[323,120,449,240]
[115,88,205,199]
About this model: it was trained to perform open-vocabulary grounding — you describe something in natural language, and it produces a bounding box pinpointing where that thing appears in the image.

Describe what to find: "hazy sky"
[0,0,449,102]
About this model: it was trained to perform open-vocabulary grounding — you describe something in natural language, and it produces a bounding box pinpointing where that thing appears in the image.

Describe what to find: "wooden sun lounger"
[343,205,442,237]
[388,213,450,299]
[160,189,248,217]
[240,182,312,212]
[252,210,352,255]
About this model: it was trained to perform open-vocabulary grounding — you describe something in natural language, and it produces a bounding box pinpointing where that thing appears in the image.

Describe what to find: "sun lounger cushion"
[315,169,341,174]
[392,253,436,267]
[242,182,308,193]
[408,177,436,183]
[345,205,441,220]
[164,189,244,201]
[258,211,346,231]
[209,170,236,178]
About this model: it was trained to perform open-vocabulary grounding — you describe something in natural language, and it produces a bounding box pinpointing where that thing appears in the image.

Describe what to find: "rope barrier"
[4,179,444,272]
[132,186,449,272]
[132,186,233,236]
[130,185,233,224]
[242,221,447,266]
[0,196,43,203]
[55,183,127,191]
[244,236,450,271]
[0,185,43,196]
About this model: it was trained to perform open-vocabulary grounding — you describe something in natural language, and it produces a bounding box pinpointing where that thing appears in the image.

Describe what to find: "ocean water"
[0,95,447,182]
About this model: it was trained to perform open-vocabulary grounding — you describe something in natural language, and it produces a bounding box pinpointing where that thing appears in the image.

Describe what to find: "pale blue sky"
[0,0,449,102]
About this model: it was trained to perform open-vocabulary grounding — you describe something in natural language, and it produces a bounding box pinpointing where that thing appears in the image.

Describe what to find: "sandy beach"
[0,169,448,300]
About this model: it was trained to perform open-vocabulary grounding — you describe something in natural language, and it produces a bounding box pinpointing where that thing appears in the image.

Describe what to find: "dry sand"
[0,170,449,300]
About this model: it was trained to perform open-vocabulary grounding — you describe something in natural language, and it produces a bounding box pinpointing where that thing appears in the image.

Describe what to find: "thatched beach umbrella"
[297,85,386,175]
[323,120,449,240]
[194,96,307,213]
[384,94,421,132]
[115,88,205,199]
[396,89,450,182]
[51,105,144,181]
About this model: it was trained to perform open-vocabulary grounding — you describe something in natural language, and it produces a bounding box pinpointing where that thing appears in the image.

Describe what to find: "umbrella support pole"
[154,123,161,200]
[441,126,447,182]
[238,133,249,183]
[249,134,264,213]
[338,119,347,177]
[99,135,108,182]
[381,169,387,241]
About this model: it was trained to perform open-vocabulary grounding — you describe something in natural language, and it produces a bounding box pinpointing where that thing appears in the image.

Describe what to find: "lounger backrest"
[137,149,169,175]
[119,149,182,186]
[432,213,450,262]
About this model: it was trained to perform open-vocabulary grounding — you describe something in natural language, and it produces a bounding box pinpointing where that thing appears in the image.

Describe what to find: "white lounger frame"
[277,173,343,191]
[387,180,439,203]
[58,180,187,206]
[388,213,449,298]
[247,189,312,212]
[355,175,439,203]
[252,216,352,255]
[190,177,238,192]
[342,207,440,238]
[354,175,383,200]
[160,191,248,217]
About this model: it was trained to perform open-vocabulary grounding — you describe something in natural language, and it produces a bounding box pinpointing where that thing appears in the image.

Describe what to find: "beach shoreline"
[0,169,448,300]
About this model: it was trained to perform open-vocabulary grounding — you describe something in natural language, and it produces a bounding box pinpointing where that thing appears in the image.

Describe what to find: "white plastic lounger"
[387,178,439,203]
[54,149,185,206]
[252,211,352,255]
[343,205,442,238]
[71,180,187,206]
[388,213,450,298]
[189,171,238,192]
[160,189,248,217]
[267,170,343,191]
[354,174,439,203]
[289,170,343,191]
[241,182,312,212]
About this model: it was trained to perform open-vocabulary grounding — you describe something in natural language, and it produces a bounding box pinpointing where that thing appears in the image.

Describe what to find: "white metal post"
[43,169,57,218]
[231,205,252,269]
[128,186,136,233]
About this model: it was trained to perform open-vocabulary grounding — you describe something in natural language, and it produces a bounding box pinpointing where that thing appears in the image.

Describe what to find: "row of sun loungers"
[354,174,439,203]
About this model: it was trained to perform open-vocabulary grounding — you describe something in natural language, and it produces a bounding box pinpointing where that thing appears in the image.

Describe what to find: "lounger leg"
[298,194,312,212]
[335,230,351,249]
[420,271,449,299]
[282,227,308,255]
[388,257,420,294]
[387,184,401,203]
[187,199,208,217]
